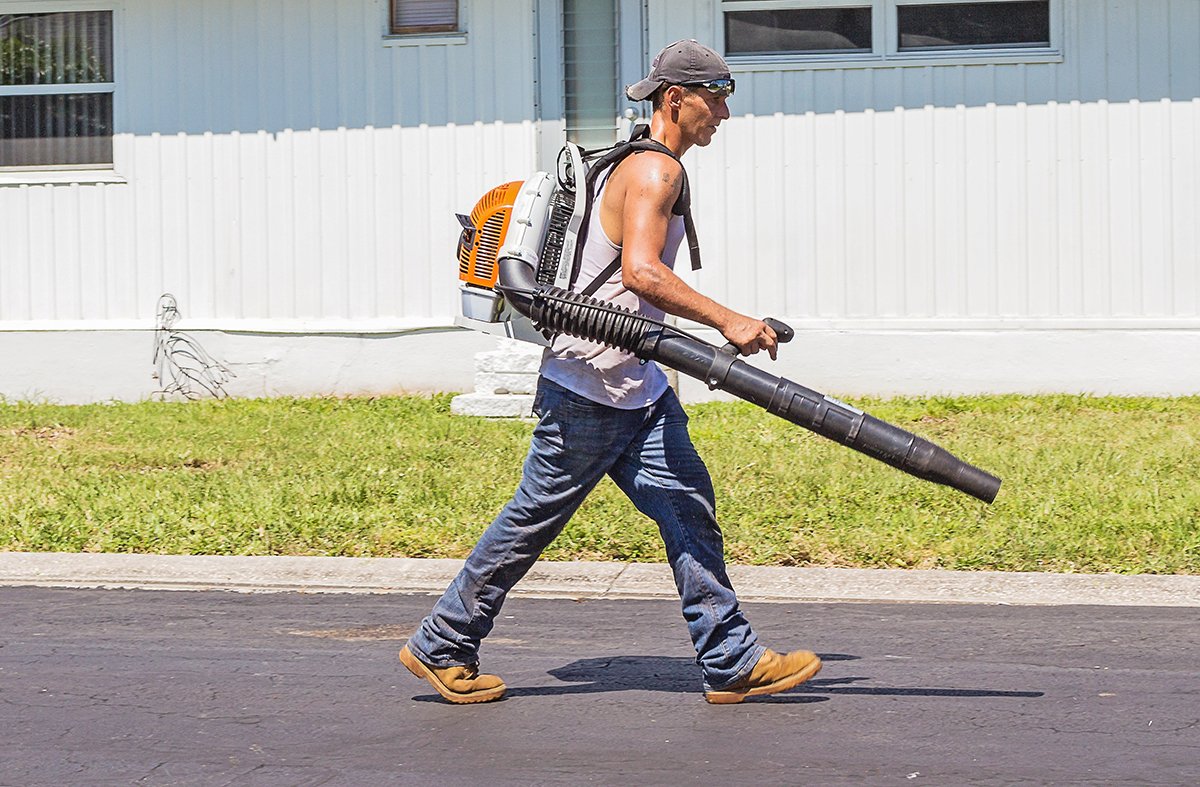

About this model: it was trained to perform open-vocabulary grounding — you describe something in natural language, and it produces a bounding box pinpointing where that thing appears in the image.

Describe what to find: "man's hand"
[721,315,778,360]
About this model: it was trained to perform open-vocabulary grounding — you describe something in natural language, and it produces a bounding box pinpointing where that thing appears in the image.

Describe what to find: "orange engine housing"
[457,180,523,289]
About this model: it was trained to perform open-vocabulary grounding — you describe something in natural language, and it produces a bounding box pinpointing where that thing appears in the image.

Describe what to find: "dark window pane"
[0,11,112,85]
[0,93,113,166]
[726,8,873,55]
[898,1,1049,50]
[390,0,457,34]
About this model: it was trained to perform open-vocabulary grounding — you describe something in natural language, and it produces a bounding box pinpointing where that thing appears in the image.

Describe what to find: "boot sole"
[704,655,823,705]
[399,646,507,704]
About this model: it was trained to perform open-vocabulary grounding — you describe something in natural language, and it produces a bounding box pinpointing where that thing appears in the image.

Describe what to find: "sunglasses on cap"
[679,78,735,98]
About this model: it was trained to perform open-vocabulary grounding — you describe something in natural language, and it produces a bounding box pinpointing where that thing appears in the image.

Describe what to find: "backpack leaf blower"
[454,129,1002,504]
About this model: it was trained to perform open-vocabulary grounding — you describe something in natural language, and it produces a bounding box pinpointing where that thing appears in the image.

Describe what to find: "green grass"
[1,394,1197,574]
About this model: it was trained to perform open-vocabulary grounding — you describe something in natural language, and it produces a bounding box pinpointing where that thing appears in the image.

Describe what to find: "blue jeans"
[406,376,764,690]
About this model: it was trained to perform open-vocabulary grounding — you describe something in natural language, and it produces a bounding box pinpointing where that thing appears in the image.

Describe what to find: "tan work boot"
[399,645,507,704]
[704,648,822,704]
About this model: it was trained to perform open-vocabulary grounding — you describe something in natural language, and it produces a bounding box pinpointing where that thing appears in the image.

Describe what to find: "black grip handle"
[764,317,794,344]
[720,317,795,356]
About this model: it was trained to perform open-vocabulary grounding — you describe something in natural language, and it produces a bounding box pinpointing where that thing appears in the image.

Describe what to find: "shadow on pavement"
[797,676,1044,699]
[407,652,1039,703]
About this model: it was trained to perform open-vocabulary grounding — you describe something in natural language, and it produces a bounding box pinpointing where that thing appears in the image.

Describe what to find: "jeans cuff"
[404,638,475,670]
[703,643,767,692]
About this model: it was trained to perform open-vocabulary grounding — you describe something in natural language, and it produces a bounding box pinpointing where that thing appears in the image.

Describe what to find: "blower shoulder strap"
[573,125,702,297]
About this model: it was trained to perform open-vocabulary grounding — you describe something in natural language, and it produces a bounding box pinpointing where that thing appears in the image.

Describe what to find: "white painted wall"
[1,0,1198,402]
[1,0,538,326]
[0,122,537,326]
[1,0,540,401]
[653,0,1200,327]
[0,327,501,404]
[652,0,1200,398]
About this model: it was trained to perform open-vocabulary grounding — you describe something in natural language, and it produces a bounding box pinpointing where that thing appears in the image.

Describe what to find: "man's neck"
[649,114,690,157]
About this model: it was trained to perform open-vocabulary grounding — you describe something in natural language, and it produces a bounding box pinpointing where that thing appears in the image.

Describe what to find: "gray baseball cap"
[625,39,732,102]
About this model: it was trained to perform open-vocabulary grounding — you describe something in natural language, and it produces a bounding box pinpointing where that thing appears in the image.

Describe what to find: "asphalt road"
[1,587,1196,786]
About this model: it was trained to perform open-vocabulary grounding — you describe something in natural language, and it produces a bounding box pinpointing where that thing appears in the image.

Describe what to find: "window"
[897,2,1049,50]
[721,0,1055,64]
[727,8,873,55]
[0,10,113,168]
[390,0,458,35]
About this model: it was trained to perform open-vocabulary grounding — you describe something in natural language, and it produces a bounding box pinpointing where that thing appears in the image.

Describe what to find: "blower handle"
[720,317,794,356]
[765,317,794,344]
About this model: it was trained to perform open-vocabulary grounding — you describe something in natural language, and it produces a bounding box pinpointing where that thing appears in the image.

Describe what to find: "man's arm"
[617,153,778,359]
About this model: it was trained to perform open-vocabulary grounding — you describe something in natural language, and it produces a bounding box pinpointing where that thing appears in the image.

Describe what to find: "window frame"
[384,0,466,46]
[0,1,122,182]
[718,0,1062,71]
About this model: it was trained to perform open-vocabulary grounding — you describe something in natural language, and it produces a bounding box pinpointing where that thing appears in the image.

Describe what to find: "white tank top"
[540,172,687,409]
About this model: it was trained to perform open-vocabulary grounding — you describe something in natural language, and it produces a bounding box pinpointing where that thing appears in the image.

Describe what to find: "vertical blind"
[0,11,113,167]
[563,0,618,149]
[0,11,112,85]
[391,0,458,34]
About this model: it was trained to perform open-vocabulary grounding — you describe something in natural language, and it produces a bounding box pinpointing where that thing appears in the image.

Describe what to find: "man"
[400,40,821,705]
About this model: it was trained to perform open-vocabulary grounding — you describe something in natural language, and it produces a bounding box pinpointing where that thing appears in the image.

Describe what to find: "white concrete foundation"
[0,326,1197,404]
[675,327,1200,401]
[0,328,497,404]
[449,392,536,417]
[450,339,542,417]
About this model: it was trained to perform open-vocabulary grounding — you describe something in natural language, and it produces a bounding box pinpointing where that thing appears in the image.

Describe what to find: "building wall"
[1,0,1198,402]
[0,0,539,329]
[653,0,1200,328]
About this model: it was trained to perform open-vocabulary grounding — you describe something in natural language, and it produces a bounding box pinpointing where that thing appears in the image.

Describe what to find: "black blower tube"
[497,257,1001,504]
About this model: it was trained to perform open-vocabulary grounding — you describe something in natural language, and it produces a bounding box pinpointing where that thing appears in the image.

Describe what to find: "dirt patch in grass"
[8,425,76,443]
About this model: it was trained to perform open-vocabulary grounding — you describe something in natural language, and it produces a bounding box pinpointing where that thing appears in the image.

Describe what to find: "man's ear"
[663,84,687,110]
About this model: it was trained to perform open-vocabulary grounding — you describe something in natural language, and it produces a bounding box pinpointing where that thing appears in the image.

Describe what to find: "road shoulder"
[1,551,1197,607]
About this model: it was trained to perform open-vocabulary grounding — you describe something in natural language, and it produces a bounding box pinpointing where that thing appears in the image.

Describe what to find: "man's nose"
[716,99,731,120]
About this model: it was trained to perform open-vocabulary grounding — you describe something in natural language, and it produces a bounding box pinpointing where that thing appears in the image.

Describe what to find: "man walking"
[401,40,821,705]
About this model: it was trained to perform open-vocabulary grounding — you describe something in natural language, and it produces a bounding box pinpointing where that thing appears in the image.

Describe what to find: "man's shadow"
[411,654,1044,703]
